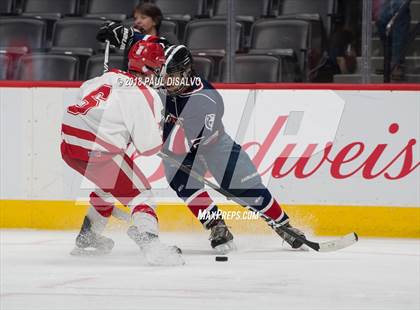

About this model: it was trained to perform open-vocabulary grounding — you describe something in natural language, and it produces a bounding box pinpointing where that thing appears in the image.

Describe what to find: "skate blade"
[214,240,237,254]
[70,246,111,256]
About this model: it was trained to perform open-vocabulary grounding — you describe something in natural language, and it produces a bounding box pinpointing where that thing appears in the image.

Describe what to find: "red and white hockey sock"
[87,190,115,234]
[128,190,159,235]
[234,188,289,226]
[259,197,289,226]
[131,204,159,235]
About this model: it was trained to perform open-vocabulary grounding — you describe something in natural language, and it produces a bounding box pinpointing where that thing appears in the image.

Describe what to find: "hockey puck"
[215,256,228,262]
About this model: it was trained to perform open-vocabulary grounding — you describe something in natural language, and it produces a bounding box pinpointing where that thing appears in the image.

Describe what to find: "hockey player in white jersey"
[61,41,184,265]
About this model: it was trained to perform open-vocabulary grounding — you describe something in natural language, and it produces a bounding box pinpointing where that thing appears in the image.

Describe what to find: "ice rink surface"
[1,230,419,310]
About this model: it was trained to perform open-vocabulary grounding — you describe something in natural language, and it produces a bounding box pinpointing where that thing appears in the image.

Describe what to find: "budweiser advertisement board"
[0,87,419,208]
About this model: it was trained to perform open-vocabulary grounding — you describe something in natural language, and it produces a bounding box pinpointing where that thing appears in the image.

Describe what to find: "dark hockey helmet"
[162,45,194,95]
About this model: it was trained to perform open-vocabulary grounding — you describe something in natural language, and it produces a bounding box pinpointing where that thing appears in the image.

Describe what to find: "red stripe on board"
[1,81,420,91]
[212,83,420,91]
[0,81,83,88]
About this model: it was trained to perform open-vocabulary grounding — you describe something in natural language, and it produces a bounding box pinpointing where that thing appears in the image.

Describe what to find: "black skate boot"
[70,216,114,256]
[208,219,236,254]
[127,226,184,266]
[274,222,306,249]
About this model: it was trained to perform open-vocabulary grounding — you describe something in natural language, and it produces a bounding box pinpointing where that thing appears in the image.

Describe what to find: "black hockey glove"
[96,22,134,50]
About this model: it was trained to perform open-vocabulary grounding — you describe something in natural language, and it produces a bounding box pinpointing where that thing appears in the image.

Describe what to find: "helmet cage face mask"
[163,45,193,95]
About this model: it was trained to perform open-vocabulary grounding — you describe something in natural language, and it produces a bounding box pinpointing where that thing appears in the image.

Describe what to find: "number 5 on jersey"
[67,84,112,115]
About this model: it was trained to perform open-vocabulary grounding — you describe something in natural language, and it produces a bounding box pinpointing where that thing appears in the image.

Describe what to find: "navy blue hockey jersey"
[161,79,225,155]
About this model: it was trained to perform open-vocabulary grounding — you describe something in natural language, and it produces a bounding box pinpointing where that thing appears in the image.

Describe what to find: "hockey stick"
[157,152,358,252]
[103,40,110,73]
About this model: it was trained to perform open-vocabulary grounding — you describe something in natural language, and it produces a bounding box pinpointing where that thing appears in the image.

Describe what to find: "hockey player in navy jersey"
[97,23,306,253]
[159,45,306,253]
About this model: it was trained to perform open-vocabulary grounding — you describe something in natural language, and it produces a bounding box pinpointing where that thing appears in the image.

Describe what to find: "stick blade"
[317,232,358,252]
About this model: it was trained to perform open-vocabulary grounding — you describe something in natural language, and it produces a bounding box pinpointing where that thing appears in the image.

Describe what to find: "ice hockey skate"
[127,225,184,266]
[70,217,115,256]
[209,219,237,254]
[274,222,306,249]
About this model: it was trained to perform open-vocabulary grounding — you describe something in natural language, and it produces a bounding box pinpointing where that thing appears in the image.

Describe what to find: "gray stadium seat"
[152,0,205,21]
[192,56,214,80]
[184,19,243,56]
[250,19,311,80]
[0,0,14,14]
[16,54,79,80]
[159,20,180,45]
[212,0,270,22]
[0,54,11,79]
[84,0,139,21]
[219,55,279,82]
[50,18,105,56]
[0,17,46,51]
[211,0,271,46]
[412,0,420,21]
[275,0,336,37]
[85,54,124,79]
[21,0,78,19]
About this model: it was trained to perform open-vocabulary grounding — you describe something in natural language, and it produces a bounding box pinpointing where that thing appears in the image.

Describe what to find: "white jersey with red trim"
[62,69,162,161]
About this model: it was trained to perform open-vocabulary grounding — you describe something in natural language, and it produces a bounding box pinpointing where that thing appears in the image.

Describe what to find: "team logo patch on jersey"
[205,114,215,131]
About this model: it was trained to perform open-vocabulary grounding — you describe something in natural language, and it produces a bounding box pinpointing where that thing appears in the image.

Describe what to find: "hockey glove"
[96,22,134,50]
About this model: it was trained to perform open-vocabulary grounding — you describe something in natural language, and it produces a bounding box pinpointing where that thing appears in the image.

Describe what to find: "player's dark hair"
[134,3,163,34]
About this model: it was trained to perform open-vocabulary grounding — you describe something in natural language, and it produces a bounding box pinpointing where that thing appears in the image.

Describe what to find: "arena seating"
[334,0,420,83]
[16,54,79,80]
[211,0,271,22]
[21,0,78,20]
[0,17,46,51]
[0,0,15,15]
[249,19,312,81]
[50,18,105,56]
[83,0,139,21]
[0,54,11,79]
[219,55,279,82]
[184,19,243,56]
[274,0,336,37]
[152,0,205,21]
[85,54,124,79]
[1,0,417,83]
[192,55,214,80]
